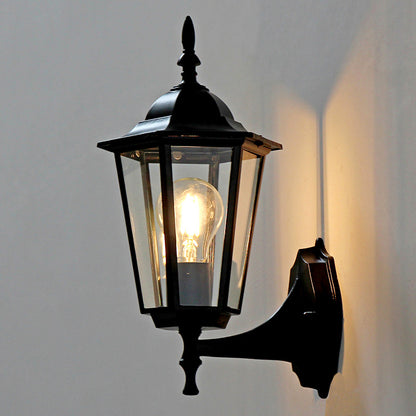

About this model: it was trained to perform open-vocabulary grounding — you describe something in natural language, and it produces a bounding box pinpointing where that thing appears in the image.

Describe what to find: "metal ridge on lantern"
[97,16,343,399]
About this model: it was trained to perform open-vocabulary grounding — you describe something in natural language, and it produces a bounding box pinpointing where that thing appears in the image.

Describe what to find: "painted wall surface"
[1,1,415,415]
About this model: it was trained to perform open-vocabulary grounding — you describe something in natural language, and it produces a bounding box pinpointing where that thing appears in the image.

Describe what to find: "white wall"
[1,1,415,415]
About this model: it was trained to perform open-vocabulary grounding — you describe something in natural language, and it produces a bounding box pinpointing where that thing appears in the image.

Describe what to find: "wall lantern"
[97,17,343,399]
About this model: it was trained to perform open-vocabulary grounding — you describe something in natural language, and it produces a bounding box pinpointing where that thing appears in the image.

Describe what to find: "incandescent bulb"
[157,177,224,305]
[158,177,224,263]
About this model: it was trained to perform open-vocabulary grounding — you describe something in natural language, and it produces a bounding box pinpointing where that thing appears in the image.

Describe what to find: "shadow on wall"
[253,1,416,415]
[249,1,373,414]
[253,0,372,280]
[325,2,416,415]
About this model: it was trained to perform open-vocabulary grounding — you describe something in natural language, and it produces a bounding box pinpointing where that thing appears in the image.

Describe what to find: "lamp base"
[178,262,213,306]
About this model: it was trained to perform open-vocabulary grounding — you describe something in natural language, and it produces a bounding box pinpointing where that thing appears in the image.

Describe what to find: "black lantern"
[98,17,281,328]
[98,17,342,399]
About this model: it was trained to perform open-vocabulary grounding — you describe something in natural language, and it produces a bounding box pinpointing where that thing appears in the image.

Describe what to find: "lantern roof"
[98,16,281,152]
[126,16,246,136]
[125,83,246,136]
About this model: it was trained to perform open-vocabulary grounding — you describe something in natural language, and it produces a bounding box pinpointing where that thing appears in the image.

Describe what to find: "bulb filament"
[179,193,201,262]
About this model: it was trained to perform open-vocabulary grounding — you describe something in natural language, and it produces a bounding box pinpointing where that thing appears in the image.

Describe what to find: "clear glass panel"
[120,149,166,308]
[228,151,262,309]
[166,146,233,306]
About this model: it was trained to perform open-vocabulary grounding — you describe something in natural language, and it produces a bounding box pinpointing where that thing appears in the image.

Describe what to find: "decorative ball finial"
[177,16,201,84]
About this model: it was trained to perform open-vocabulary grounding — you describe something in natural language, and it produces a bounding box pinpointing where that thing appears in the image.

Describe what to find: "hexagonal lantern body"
[98,18,281,330]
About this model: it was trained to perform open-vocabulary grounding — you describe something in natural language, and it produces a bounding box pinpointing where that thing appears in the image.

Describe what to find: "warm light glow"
[177,193,202,262]
[157,177,224,263]
[180,194,201,237]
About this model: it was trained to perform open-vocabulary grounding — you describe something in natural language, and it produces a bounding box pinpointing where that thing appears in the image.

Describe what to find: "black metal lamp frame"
[97,16,343,400]
[98,16,281,330]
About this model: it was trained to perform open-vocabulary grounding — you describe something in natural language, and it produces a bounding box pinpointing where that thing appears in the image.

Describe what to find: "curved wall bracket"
[179,238,343,398]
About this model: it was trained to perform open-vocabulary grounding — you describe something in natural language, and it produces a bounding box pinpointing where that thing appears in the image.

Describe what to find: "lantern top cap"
[177,16,201,84]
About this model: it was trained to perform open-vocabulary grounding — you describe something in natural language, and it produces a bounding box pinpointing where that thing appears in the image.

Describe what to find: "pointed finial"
[177,16,201,84]
[182,16,195,51]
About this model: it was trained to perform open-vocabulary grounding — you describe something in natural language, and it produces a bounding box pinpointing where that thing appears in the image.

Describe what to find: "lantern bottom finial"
[179,325,202,395]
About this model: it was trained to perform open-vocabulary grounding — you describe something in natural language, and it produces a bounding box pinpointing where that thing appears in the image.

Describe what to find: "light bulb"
[157,177,224,305]
[157,177,224,263]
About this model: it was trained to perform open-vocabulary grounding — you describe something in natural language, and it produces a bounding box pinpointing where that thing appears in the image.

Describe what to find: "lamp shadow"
[248,0,374,413]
